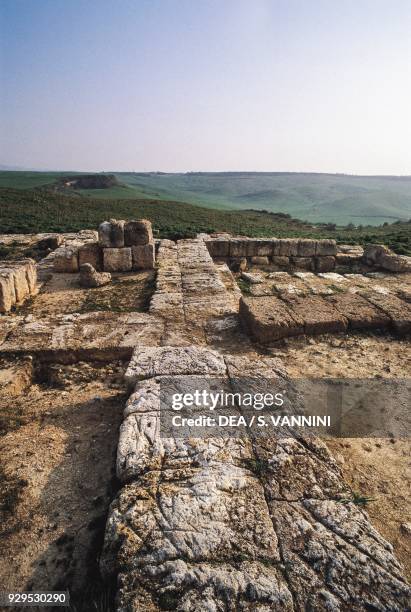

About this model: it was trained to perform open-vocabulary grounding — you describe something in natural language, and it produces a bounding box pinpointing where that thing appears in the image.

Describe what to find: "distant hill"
[1,170,411,226]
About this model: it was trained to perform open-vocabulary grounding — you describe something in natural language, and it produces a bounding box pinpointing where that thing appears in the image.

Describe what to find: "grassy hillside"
[1,187,410,254]
[1,171,411,226]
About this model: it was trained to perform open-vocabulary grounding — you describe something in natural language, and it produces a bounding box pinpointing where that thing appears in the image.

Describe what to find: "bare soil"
[0,360,127,610]
[15,270,155,318]
[267,330,411,580]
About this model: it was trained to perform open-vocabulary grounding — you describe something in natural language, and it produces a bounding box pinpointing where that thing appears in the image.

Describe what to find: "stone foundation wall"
[52,220,156,273]
[202,234,411,274]
[0,259,37,313]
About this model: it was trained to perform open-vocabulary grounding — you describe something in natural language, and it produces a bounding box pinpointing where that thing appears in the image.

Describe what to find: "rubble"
[79,263,111,288]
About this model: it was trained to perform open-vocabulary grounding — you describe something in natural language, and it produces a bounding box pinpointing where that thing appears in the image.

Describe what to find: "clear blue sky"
[1,0,410,173]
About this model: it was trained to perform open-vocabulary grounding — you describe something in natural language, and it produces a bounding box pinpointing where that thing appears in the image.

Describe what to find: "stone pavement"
[100,238,411,610]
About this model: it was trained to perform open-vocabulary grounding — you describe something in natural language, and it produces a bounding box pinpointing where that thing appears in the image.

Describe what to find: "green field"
[1,171,411,226]
[1,186,410,255]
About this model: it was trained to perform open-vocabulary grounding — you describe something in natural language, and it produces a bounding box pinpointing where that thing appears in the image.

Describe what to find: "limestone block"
[229,239,249,257]
[361,291,411,334]
[251,255,269,265]
[78,242,103,271]
[326,293,391,330]
[315,239,337,256]
[79,263,111,288]
[131,244,155,269]
[247,239,273,257]
[290,256,314,271]
[315,256,335,272]
[380,254,411,273]
[241,272,264,284]
[0,272,16,312]
[335,252,362,266]
[24,260,37,295]
[282,295,347,335]
[98,219,125,248]
[11,265,30,302]
[53,244,80,272]
[240,296,304,343]
[206,239,230,258]
[124,345,227,384]
[103,247,132,272]
[363,243,391,265]
[124,219,153,246]
[277,239,299,257]
[297,239,317,257]
[271,256,290,270]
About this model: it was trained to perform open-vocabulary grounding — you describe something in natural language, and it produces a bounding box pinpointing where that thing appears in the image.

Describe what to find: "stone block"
[124,345,227,384]
[0,272,16,313]
[206,239,230,258]
[229,239,249,257]
[131,244,155,270]
[79,263,111,288]
[247,239,273,257]
[124,219,153,246]
[315,240,337,256]
[103,247,132,272]
[277,239,299,257]
[290,257,314,271]
[380,254,411,273]
[283,295,347,335]
[78,242,103,271]
[297,239,317,257]
[315,256,335,272]
[251,256,269,266]
[361,291,411,334]
[363,243,391,265]
[326,293,390,330]
[240,296,304,343]
[271,256,290,270]
[98,219,125,248]
[53,245,80,272]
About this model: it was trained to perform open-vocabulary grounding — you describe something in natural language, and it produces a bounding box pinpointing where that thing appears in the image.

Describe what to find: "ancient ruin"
[0,221,410,610]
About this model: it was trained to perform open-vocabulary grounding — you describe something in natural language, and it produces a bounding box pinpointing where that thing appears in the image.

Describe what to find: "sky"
[1,0,410,174]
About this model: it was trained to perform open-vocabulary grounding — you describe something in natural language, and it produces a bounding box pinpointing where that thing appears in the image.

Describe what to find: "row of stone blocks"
[53,219,156,273]
[0,259,37,313]
[205,237,338,272]
[240,290,411,344]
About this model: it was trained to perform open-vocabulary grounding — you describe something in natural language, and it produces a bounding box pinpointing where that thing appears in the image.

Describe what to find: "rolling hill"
[1,171,411,226]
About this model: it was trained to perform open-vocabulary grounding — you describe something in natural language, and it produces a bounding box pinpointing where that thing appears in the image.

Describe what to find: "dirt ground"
[0,360,126,610]
[266,330,411,580]
[15,270,155,318]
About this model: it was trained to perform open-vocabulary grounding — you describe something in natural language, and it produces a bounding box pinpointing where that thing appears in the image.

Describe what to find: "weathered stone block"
[290,257,314,271]
[125,345,226,384]
[98,219,125,248]
[316,240,337,256]
[103,247,132,272]
[240,296,304,343]
[363,243,391,265]
[380,254,411,273]
[124,219,153,246]
[53,245,80,272]
[271,256,290,270]
[131,244,155,269]
[206,239,230,258]
[315,256,335,272]
[251,256,269,266]
[335,252,362,266]
[297,239,317,257]
[283,295,347,335]
[326,293,390,330]
[229,239,249,257]
[247,239,273,257]
[79,263,111,288]
[277,239,299,257]
[361,291,411,334]
[78,242,103,271]
[0,272,16,312]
